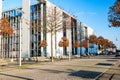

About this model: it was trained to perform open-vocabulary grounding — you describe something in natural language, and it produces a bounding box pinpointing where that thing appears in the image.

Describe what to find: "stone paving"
[96,60,120,80]
[0,56,119,80]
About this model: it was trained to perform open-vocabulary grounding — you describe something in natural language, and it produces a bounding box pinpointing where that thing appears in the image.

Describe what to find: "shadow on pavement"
[0,73,33,80]
[107,60,118,62]
[96,63,113,66]
[69,70,102,79]
[24,68,102,79]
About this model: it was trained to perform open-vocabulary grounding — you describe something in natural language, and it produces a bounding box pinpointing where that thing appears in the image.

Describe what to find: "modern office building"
[0,0,94,58]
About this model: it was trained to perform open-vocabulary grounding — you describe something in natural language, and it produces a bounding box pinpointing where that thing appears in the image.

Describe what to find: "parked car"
[115,50,120,57]
[107,51,114,55]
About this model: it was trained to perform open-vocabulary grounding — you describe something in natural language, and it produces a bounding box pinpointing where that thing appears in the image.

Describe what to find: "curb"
[94,60,118,80]
[94,70,106,80]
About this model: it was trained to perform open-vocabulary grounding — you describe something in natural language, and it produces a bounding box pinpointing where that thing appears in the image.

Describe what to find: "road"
[0,55,119,80]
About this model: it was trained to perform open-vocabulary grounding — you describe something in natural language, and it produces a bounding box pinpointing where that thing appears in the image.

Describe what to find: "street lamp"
[15,9,30,66]
[79,22,82,57]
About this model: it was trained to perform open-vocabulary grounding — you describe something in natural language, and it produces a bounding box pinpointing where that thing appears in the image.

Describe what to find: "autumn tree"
[96,36,105,51]
[46,6,64,62]
[108,41,116,48]
[81,40,89,54]
[108,0,120,27]
[73,41,80,48]
[89,35,97,54]
[39,39,48,47]
[58,37,69,58]
[0,18,13,59]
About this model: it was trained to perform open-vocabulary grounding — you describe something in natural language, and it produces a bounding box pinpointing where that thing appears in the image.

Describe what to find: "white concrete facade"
[1,1,95,58]
[21,0,30,58]
[46,1,63,57]
[83,23,94,38]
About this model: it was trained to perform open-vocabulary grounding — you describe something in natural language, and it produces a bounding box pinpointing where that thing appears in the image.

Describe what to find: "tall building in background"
[0,0,94,58]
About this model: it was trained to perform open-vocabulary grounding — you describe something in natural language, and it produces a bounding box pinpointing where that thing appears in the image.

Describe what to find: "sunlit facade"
[0,0,94,58]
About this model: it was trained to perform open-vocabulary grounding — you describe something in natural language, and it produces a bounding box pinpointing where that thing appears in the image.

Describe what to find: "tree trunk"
[2,37,4,59]
[80,47,82,57]
[51,31,53,62]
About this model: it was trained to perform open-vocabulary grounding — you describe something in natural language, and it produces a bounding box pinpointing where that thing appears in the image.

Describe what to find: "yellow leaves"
[0,18,13,37]
[58,40,63,47]
[89,35,97,43]
[73,41,80,48]
[58,36,69,47]
[112,21,120,26]
[39,39,48,47]
[116,9,120,14]
[108,0,120,27]
[115,3,120,8]
[81,40,89,48]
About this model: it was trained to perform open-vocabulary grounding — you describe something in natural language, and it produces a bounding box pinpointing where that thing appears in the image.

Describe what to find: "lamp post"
[80,22,82,57]
[17,11,30,66]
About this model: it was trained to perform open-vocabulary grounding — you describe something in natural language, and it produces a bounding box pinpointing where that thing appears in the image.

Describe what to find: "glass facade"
[1,9,21,58]
[1,3,42,58]
[30,4,41,57]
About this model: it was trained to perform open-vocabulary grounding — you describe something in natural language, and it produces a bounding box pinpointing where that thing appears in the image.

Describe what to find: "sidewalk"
[96,60,120,80]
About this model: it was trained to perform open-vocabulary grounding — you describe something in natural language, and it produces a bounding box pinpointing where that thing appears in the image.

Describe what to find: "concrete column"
[41,3,44,57]
[21,0,30,58]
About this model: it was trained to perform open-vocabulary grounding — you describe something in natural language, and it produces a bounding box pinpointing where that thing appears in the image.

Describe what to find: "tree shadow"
[69,70,102,79]
[38,69,65,73]
[0,73,33,80]
[24,68,67,74]
[96,63,113,66]
[107,60,118,62]
[108,57,120,59]
[24,68,102,79]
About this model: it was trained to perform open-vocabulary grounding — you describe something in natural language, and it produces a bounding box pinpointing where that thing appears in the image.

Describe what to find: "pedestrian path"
[96,61,120,80]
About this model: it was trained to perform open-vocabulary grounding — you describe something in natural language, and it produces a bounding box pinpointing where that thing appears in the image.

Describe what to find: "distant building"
[0,0,94,58]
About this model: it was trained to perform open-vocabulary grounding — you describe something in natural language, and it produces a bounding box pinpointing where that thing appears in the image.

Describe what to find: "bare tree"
[34,4,65,62]
[45,6,64,62]
[36,1,71,62]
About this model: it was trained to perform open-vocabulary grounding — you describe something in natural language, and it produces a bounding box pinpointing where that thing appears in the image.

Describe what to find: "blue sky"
[2,0,120,49]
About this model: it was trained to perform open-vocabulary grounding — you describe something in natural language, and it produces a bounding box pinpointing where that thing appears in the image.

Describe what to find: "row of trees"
[39,34,116,56]
[73,35,116,54]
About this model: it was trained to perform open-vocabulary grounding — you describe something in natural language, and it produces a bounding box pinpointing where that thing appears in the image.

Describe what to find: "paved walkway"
[96,60,120,80]
[0,57,119,80]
